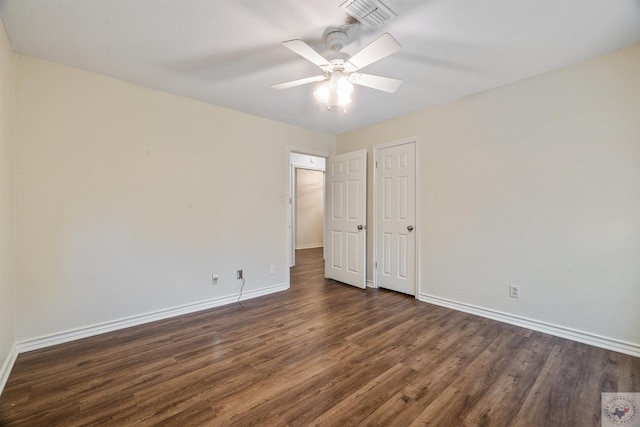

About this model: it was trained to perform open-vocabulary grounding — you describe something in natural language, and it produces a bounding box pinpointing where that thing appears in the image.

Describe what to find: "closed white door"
[325,149,367,289]
[375,141,416,295]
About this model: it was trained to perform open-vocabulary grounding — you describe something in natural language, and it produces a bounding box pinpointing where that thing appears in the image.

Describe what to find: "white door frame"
[373,137,420,296]
[287,147,328,268]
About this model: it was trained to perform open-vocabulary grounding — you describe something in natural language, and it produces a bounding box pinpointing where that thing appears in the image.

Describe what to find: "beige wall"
[296,168,323,249]
[0,20,16,388]
[337,44,640,347]
[14,56,334,342]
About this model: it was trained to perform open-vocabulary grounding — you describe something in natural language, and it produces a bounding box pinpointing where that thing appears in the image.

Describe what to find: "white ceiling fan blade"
[345,33,401,72]
[271,75,326,90]
[282,40,330,68]
[350,73,402,93]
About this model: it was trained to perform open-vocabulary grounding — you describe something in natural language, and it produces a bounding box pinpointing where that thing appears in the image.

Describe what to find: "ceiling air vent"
[340,0,398,29]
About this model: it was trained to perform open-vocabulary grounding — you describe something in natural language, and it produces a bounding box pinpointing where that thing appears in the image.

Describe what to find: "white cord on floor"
[238,276,245,308]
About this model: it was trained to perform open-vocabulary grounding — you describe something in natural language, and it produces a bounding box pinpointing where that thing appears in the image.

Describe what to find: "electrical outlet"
[212,274,219,285]
[509,285,520,299]
[270,265,275,274]
[237,269,243,280]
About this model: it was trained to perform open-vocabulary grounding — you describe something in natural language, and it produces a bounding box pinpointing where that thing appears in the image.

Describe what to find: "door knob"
[357,224,365,230]
[407,225,414,232]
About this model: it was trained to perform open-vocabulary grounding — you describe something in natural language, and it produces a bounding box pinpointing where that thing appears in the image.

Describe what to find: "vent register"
[340,0,398,28]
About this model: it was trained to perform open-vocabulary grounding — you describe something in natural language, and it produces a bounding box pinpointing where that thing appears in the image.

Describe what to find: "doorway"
[289,151,326,267]
[287,148,368,291]
[295,168,324,250]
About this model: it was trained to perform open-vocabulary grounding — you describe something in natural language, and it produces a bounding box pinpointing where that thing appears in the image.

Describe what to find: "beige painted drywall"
[337,44,640,346]
[296,169,323,249]
[0,19,16,388]
[14,56,334,341]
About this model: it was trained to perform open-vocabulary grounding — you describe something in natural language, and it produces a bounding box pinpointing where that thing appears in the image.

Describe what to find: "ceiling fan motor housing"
[325,29,350,51]
[325,58,346,74]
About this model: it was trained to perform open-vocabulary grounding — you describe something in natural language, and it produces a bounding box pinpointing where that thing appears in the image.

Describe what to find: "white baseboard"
[295,243,323,250]
[419,293,640,358]
[366,279,375,288]
[0,343,18,396]
[17,283,289,354]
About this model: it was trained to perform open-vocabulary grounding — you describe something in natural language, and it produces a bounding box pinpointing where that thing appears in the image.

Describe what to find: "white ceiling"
[1,0,639,135]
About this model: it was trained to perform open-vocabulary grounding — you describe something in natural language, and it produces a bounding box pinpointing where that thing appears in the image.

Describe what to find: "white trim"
[373,146,378,288]
[419,293,640,358]
[288,146,330,159]
[290,162,296,267]
[374,137,419,151]
[17,283,289,353]
[0,343,18,395]
[366,279,375,288]
[291,163,297,266]
[373,137,419,297]
[415,139,421,301]
[295,243,324,250]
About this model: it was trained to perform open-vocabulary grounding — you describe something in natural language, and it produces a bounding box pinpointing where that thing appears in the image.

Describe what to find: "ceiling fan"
[271,29,402,111]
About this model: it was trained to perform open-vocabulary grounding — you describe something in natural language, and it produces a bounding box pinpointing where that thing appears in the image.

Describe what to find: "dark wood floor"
[1,248,638,426]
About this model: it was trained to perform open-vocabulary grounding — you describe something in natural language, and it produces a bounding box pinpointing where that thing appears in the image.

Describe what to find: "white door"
[375,141,416,295]
[325,149,367,289]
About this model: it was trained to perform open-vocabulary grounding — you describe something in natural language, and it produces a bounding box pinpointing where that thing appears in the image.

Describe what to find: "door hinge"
[375,261,378,269]
[375,161,378,168]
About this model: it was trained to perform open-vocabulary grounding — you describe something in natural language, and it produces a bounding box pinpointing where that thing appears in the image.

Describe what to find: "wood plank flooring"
[1,247,638,426]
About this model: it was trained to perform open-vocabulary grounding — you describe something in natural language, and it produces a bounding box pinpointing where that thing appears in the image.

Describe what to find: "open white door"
[375,141,416,295]
[325,149,367,289]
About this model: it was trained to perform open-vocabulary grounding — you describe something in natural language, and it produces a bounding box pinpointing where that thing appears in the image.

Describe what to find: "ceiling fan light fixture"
[313,82,331,104]
[314,71,354,111]
[336,74,354,97]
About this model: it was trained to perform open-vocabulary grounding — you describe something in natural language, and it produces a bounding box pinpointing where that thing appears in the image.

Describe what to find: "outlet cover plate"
[509,285,520,298]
